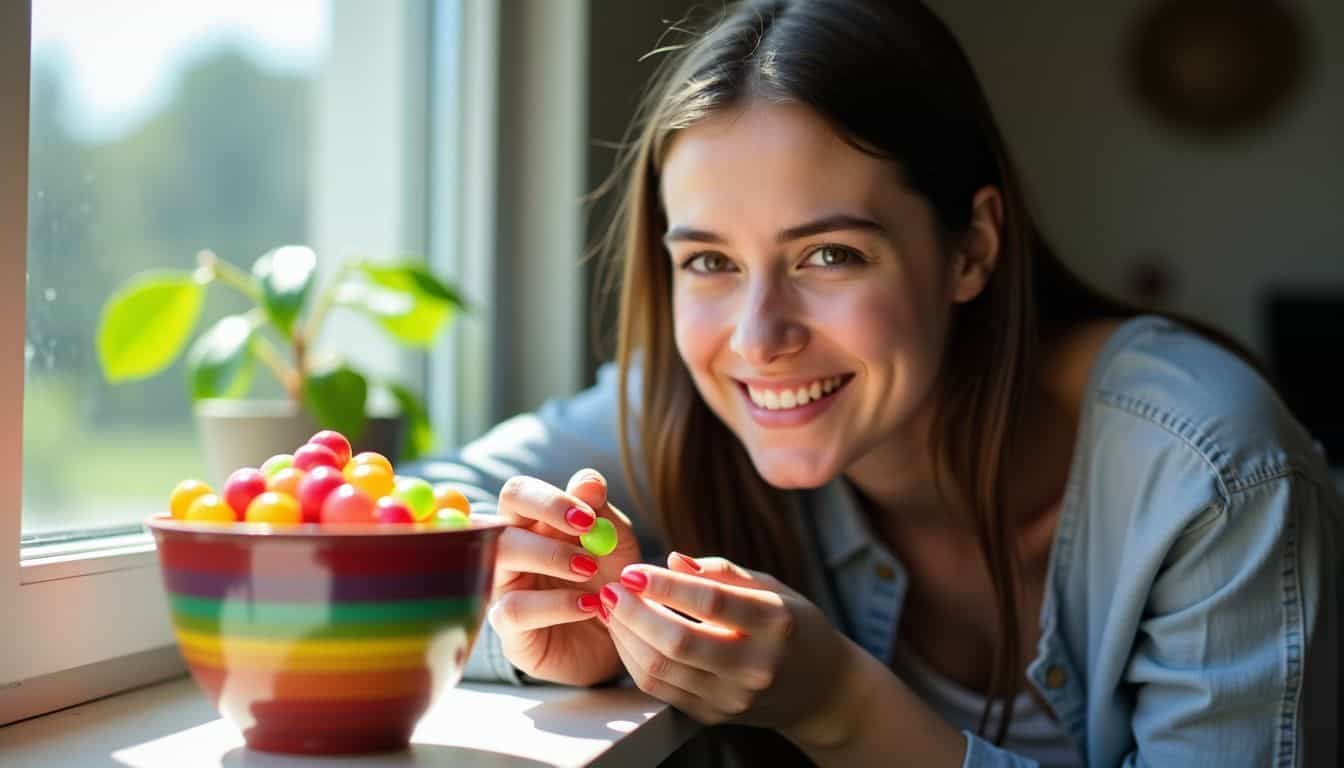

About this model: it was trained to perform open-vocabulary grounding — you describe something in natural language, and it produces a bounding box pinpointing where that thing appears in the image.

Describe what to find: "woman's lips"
[735,374,853,428]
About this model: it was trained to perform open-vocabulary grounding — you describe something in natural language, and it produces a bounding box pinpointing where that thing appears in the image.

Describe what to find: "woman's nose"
[729,281,808,366]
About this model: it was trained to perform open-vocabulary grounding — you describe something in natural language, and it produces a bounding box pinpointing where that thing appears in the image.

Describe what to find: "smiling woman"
[411,1,1344,767]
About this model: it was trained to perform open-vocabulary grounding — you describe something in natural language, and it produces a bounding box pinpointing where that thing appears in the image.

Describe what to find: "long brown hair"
[604,0,1134,748]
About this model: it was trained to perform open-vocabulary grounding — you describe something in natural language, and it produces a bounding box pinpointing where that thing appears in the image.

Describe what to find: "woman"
[415,1,1342,765]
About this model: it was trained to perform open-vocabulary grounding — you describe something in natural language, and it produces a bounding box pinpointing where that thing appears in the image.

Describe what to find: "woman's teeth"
[747,376,845,410]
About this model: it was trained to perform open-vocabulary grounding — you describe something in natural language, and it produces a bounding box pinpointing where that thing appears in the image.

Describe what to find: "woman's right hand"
[487,469,641,686]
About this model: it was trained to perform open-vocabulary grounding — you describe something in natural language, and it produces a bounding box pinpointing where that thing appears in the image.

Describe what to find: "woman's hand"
[487,469,641,686]
[596,553,863,737]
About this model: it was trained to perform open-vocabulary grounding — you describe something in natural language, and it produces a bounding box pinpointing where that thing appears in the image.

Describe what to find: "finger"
[568,469,635,529]
[606,611,750,721]
[667,553,776,590]
[623,564,781,632]
[488,588,599,635]
[600,583,743,672]
[607,624,725,725]
[496,527,602,582]
[496,475,599,535]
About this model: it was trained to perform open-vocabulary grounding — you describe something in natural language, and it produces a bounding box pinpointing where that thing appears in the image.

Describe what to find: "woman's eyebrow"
[663,213,885,247]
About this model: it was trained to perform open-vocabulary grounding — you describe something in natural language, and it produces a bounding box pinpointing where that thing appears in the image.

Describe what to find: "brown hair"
[603,0,1135,749]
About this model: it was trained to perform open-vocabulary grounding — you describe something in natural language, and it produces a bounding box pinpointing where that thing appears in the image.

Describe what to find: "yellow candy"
[184,493,235,524]
[346,463,395,500]
[170,479,214,520]
[432,483,471,517]
[245,492,302,525]
[345,451,394,476]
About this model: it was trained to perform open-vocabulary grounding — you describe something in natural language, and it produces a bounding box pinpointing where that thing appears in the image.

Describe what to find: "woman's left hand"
[597,552,860,734]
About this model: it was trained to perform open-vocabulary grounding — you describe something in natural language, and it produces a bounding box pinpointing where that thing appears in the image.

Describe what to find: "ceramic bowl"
[146,515,505,754]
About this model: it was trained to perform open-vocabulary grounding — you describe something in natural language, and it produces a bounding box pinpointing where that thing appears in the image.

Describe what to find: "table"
[0,676,698,768]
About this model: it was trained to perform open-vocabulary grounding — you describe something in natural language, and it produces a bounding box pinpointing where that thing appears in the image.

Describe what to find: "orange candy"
[432,484,471,517]
[245,492,302,525]
[170,479,214,520]
[184,493,236,523]
[267,467,307,498]
[346,451,394,476]
[346,463,395,500]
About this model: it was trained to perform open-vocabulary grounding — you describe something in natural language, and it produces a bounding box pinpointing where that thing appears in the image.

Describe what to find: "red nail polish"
[565,506,595,531]
[620,569,648,592]
[578,593,601,612]
[600,584,619,609]
[675,552,702,572]
[597,603,610,623]
[571,554,599,577]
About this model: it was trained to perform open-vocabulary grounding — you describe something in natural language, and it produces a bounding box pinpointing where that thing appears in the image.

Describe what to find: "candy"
[346,463,395,500]
[245,491,302,525]
[170,479,213,520]
[321,484,376,524]
[259,454,293,479]
[376,496,416,524]
[346,451,394,476]
[432,483,471,517]
[392,477,436,522]
[293,443,342,473]
[184,493,236,523]
[296,465,345,523]
[579,517,617,557]
[435,508,470,528]
[267,467,307,498]
[307,430,352,468]
[223,468,268,520]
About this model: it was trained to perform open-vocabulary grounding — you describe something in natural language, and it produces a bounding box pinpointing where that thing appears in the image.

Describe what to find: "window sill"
[20,532,157,584]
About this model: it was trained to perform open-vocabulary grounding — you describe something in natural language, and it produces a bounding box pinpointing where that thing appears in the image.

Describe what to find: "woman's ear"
[949,186,1003,304]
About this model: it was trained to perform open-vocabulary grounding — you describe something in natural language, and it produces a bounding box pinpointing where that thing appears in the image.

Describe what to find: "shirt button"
[1044,665,1067,689]
[874,563,896,582]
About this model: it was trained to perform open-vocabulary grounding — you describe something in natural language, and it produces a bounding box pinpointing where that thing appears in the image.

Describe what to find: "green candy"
[393,477,436,521]
[579,517,618,557]
[436,508,470,528]
[259,454,293,479]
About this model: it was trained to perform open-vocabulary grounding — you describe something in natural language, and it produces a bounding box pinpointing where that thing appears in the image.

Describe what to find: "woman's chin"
[748,449,841,490]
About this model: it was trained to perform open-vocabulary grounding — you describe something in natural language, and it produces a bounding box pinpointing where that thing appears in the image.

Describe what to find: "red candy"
[297,465,346,524]
[293,443,342,473]
[223,468,268,520]
[307,430,352,468]
[375,496,416,524]
[321,484,376,524]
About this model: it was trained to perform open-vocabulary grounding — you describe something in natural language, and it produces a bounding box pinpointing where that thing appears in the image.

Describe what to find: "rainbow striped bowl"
[146,514,506,755]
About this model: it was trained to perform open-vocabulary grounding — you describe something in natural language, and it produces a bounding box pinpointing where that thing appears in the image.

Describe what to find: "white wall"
[927,0,1344,353]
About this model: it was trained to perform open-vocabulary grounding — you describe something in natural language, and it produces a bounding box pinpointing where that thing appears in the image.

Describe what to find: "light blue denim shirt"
[410,315,1342,767]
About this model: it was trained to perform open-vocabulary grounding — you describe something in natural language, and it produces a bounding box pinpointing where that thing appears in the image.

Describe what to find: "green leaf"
[186,314,259,400]
[388,382,435,461]
[356,263,463,346]
[302,363,368,442]
[252,245,317,338]
[96,271,206,382]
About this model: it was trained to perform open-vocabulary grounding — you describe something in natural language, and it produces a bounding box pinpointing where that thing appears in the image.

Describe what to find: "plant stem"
[300,257,357,351]
[197,249,260,303]
[252,331,303,401]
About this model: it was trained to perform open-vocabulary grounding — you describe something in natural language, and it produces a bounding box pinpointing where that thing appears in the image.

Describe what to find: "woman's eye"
[682,252,736,273]
[802,245,862,268]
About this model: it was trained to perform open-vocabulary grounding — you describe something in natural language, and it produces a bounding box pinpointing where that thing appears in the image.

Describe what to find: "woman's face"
[661,100,975,489]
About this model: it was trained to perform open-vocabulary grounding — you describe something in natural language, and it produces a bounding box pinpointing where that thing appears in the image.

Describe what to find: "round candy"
[170,479,213,520]
[297,465,345,523]
[435,508,470,528]
[293,443,342,473]
[579,517,618,557]
[223,468,267,519]
[321,484,376,524]
[308,430,352,468]
[184,494,235,524]
[346,451,394,476]
[346,463,395,500]
[267,467,307,498]
[375,496,416,524]
[392,477,435,522]
[432,483,471,517]
[259,454,293,479]
[245,491,302,525]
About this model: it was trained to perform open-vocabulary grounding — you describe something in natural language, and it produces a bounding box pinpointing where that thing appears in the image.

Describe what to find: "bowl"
[146,515,506,755]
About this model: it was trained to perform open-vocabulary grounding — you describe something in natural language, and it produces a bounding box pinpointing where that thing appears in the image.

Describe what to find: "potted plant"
[95,245,463,484]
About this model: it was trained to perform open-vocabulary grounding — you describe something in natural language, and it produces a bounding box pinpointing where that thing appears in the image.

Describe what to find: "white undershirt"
[891,642,1082,767]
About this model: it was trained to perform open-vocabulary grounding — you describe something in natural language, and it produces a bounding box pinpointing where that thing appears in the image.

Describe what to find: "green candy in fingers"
[579,517,618,557]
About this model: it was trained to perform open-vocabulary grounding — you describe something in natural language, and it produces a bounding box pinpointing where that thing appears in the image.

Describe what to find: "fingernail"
[600,584,619,609]
[674,552,702,572]
[565,506,595,531]
[578,593,601,613]
[619,569,648,592]
[597,603,610,623]
[570,554,599,577]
